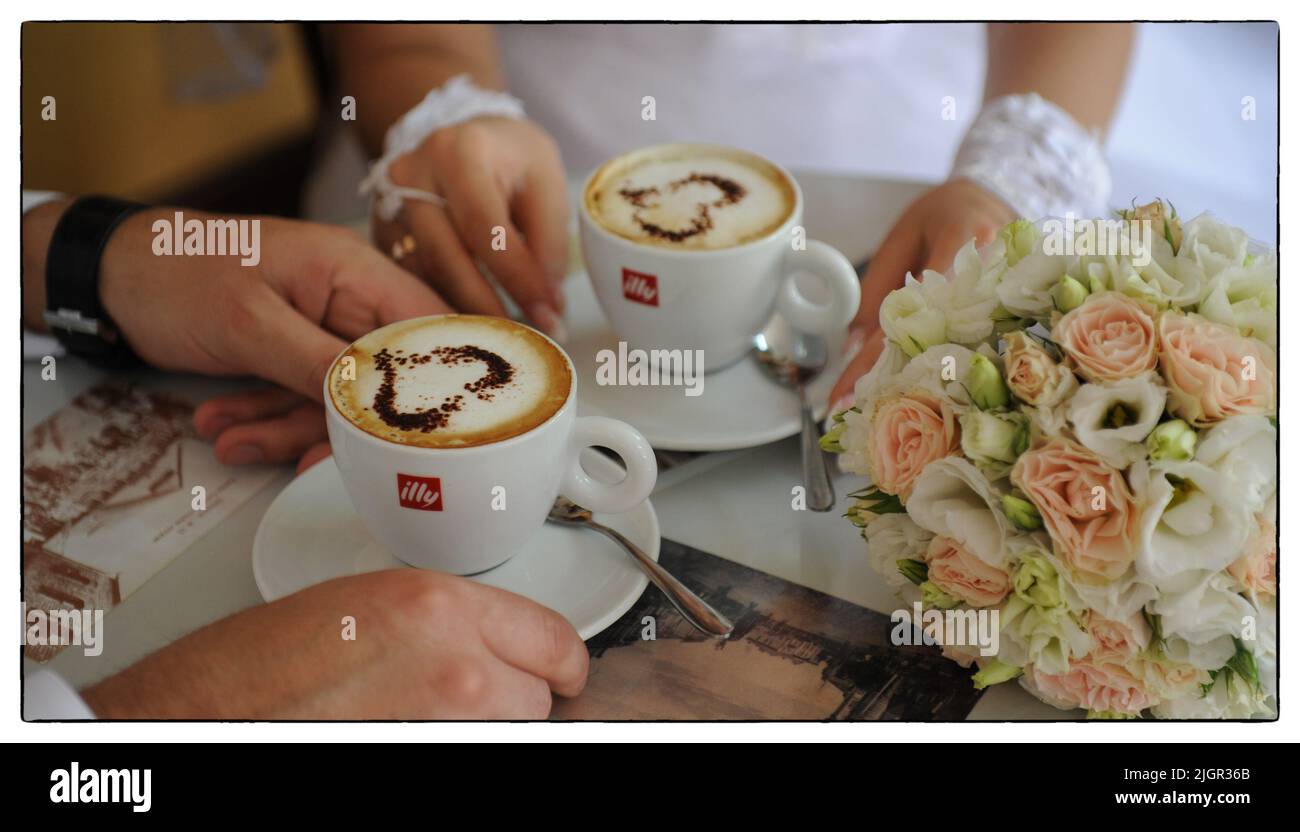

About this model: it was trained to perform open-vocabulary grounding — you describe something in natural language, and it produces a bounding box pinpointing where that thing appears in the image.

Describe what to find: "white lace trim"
[358,74,527,221]
[952,93,1111,220]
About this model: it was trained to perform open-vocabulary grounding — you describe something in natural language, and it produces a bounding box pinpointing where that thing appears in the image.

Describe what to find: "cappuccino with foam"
[328,315,572,449]
[585,145,796,251]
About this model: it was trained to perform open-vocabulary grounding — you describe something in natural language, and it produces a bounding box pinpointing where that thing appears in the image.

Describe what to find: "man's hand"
[81,569,589,719]
[374,116,570,341]
[97,211,452,402]
[827,179,1014,410]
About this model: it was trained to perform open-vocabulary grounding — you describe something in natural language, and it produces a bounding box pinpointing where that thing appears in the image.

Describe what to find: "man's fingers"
[229,285,347,402]
[296,442,333,476]
[348,243,454,324]
[212,402,328,466]
[478,587,589,699]
[194,388,307,439]
[404,199,509,317]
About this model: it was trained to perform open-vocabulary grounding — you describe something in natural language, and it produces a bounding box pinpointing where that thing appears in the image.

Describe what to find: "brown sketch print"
[23,383,194,661]
[552,540,985,721]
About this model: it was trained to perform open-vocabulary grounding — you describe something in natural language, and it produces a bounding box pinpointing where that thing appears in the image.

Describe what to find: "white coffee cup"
[323,316,658,575]
[580,143,861,372]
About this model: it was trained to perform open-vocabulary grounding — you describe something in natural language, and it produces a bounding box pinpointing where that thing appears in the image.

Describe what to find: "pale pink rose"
[1052,292,1158,383]
[925,535,1010,608]
[1003,331,1076,406]
[868,393,961,500]
[1011,438,1139,583]
[1227,516,1276,597]
[1137,658,1208,702]
[1158,312,1277,426]
[1085,612,1151,662]
[1029,658,1156,715]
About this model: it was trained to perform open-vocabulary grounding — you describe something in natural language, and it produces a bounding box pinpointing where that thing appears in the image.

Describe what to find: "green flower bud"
[1052,274,1089,313]
[998,219,1039,267]
[967,354,1010,411]
[897,558,928,586]
[819,422,845,454]
[1001,493,1043,531]
[1012,551,1063,608]
[961,410,1029,468]
[1146,419,1197,462]
[921,581,961,610]
[972,659,1023,690]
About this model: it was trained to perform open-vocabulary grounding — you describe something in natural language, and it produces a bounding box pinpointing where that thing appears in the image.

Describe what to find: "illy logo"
[622,268,659,306]
[397,474,443,511]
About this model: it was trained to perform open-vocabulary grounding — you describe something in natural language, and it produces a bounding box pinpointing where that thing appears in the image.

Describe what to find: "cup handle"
[562,417,658,514]
[775,239,861,336]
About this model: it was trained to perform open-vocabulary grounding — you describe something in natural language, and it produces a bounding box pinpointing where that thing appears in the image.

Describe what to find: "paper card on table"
[551,539,985,720]
[22,383,278,662]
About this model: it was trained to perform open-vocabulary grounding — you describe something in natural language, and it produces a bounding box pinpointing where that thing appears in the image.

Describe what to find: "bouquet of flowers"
[822,202,1277,718]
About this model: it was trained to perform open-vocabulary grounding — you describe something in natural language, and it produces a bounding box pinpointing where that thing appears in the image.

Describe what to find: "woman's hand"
[827,179,1015,411]
[81,568,590,719]
[373,116,571,340]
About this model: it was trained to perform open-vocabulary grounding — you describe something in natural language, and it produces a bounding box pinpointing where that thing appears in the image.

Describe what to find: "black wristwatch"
[43,196,149,369]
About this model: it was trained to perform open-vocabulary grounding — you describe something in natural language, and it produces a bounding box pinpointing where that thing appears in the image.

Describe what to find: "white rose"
[1198,253,1277,348]
[905,457,1013,568]
[879,277,948,357]
[1132,458,1254,588]
[1195,415,1276,516]
[1066,373,1167,468]
[1178,213,1250,281]
[1151,570,1254,671]
[863,513,933,597]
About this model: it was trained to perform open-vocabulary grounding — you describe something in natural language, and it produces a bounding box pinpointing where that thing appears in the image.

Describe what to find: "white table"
[25,172,1062,719]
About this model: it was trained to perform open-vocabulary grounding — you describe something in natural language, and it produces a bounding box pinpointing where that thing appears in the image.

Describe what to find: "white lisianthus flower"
[1068,571,1159,623]
[1131,458,1254,587]
[835,342,910,476]
[879,277,948,357]
[996,235,1070,320]
[905,457,1013,568]
[928,239,1004,344]
[1251,597,1277,700]
[1065,373,1167,468]
[1151,570,1254,671]
[1150,671,1270,719]
[863,513,933,598]
[996,547,1093,674]
[1126,237,1206,309]
[1179,213,1250,281]
[1198,253,1278,348]
[875,343,985,412]
[1195,415,1277,516]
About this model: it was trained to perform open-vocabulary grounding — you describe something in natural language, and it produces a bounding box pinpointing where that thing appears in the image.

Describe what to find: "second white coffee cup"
[580,143,861,372]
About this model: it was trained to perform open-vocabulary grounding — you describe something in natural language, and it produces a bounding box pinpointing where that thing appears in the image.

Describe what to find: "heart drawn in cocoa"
[370,345,514,433]
[619,173,747,242]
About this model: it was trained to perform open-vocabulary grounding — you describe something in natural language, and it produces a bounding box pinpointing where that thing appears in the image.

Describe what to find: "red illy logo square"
[397,474,443,511]
[622,268,659,306]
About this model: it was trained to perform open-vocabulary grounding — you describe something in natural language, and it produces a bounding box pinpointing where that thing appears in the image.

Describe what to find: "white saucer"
[252,452,659,640]
[564,272,848,451]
